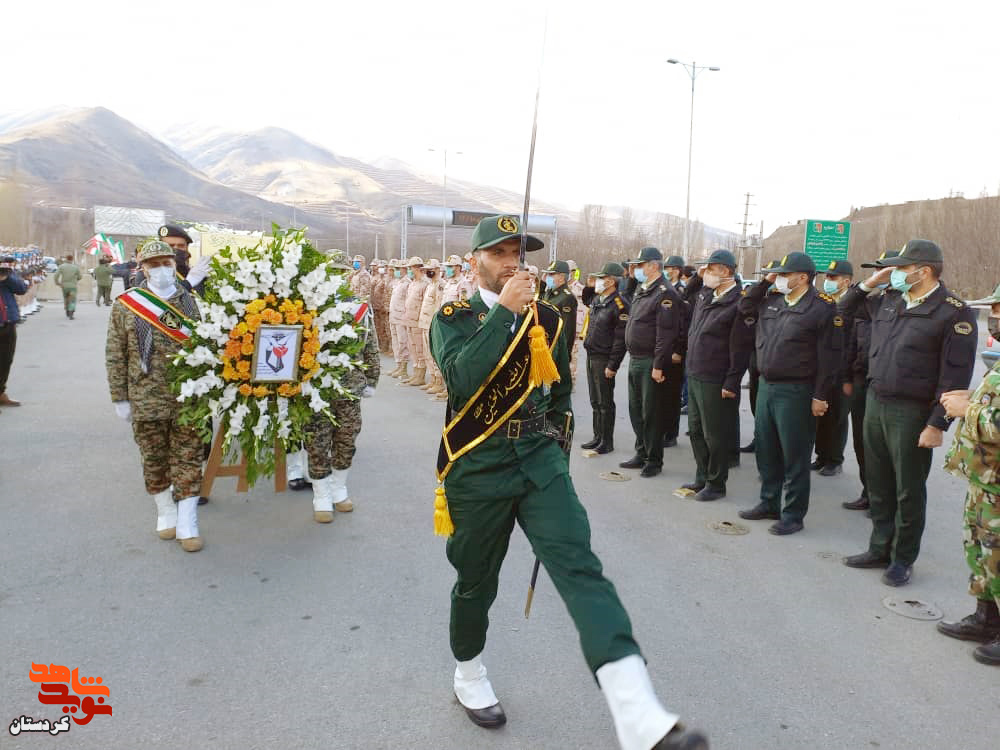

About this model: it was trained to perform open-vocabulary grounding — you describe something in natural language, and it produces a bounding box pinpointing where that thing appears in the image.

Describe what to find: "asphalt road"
[1,297,996,750]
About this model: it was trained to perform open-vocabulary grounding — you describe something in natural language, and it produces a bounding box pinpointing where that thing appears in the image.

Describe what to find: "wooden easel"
[200,422,287,496]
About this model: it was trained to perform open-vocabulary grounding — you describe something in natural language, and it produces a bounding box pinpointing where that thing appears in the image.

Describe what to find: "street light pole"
[429,148,462,261]
[667,58,720,258]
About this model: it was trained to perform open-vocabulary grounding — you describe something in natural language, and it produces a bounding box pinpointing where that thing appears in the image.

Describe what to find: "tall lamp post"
[667,58,720,258]
[429,148,462,260]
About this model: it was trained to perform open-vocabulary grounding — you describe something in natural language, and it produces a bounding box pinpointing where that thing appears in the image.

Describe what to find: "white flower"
[308,388,329,413]
[219,385,238,411]
[184,345,221,367]
[219,285,241,303]
[252,399,271,438]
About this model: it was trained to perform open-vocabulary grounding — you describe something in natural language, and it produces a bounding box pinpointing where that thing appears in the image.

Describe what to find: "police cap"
[769,252,815,274]
[471,215,544,252]
[158,224,193,244]
[592,262,626,278]
[873,239,942,267]
[823,259,854,276]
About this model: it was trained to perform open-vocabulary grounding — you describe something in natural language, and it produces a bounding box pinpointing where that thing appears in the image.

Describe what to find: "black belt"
[504,414,550,439]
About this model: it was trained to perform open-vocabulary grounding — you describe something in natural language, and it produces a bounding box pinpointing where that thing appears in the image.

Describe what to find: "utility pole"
[374,233,379,260]
[739,192,753,275]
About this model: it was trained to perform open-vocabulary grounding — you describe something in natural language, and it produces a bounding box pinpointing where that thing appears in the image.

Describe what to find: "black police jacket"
[686,278,755,392]
[620,276,638,305]
[542,284,578,344]
[839,283,977,429]
[624,275,684,371]
[584,290,629,372]
[738,280,841,400]
[844,292,880,385]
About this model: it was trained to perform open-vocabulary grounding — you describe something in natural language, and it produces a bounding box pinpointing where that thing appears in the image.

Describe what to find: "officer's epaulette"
[614,296,624,309]
[944,296,966,309]
[818,292,835,304]
[438,299,474,320]
[537,298,560,314]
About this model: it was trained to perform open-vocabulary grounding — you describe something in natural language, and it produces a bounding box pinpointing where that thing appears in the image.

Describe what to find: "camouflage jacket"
[105,286,202,421]
[944,361,1000,493]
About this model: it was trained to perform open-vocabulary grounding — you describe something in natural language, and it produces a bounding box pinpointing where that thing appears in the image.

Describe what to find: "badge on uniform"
[954,321,973,335]
[619,313,628,321]
[442,305,454,317]
[744,316,756,326]
[562,306,571,312]
[478,312,486,322]
[833,315,844,327]
[158,226,169,237]
[661,299,672,308]
[498,216,518,233]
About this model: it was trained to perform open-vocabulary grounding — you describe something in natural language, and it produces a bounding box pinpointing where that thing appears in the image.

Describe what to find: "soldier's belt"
[505,413,560,439]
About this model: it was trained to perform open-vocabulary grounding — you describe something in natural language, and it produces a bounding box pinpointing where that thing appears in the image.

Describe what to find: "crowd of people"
[0,247,47,411]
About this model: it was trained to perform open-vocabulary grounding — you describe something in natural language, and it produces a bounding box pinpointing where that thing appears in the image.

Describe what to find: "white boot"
[175,496,203,552]
[595,654,679,750]
[331,468,353,512]
[152,488,177,540]
[312,475,335,523]
[454,654,505,727]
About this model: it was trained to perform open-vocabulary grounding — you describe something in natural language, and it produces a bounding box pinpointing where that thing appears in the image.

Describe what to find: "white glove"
[185,256,211,287]
[361,386,375,398]
[113,401,132,422]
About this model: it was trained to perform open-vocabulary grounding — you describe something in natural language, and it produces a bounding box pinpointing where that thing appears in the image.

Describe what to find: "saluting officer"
[679,250,755,502]
[737,252,840,535]
[619,247,684,478]
[740,259,780,454]
[542,259,579,357]
[841,240,977,586]
[581,262,629,454]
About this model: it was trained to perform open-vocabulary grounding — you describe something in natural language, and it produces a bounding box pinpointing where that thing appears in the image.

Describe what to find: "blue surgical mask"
[890,269,914,293]
[634,267,647,284]
[462,262,471,271]
[545,276,556,291]
[445,266,455,278]
[353,261,361,270]
[394,270,401,278]
[407,269,414,279]
[822,279,840,295]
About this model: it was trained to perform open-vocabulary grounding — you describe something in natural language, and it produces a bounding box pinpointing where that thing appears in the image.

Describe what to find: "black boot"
[595,418,614,454]
[581,436,601,450]
[973,636,1000,666]
[619,455,644,469]
[937,600,1000,643]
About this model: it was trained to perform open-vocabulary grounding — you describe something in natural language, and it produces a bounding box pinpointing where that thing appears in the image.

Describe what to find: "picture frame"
[251,324,304,383]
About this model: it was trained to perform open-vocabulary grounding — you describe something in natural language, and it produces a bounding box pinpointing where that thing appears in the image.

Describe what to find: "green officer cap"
[545,260,570,275]
[137,240,175,263]
[860,248,901,269]
[823,259,854,276]
[966,282,1000,309]
[769,251,815,274]
[592,262,625,278]
[471,215,544,252]
[704,249,736,269]
[664,254,685,268]
[873,239,942,267]
[755,259,780,274]
[631,246,663,264]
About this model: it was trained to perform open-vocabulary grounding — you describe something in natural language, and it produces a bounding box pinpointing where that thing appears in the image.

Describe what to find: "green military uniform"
[94,261,114,306]
[55,261,82,318]
[429,221,639,676]
[542,260,578,348]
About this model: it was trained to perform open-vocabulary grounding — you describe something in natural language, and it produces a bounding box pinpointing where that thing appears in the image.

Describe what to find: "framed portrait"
[251,324,304,383]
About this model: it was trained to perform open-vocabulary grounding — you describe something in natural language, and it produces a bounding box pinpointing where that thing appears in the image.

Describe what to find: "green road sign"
[803,220,850,269]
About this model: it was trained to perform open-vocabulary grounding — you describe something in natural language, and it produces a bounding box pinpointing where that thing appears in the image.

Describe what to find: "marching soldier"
[736,252,840,536]
[678,250,754,502]
[619,247,684,478]
[402,257,428,386]
[105,241,204,552]
[812,260,854,476]
[581,262,629,454]
[54,254,81,319]
[348,255,372,299]
[388,258,411,381]
[841,240,977,586]
[94,256,114,306]
[428,215,707,750]
[938,281,1000,665]
[542,260,579,381]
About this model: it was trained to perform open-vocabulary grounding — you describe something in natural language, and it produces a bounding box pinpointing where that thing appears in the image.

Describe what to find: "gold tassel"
[434,485,454,537]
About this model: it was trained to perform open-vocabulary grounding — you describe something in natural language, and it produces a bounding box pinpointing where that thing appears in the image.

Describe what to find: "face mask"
[594,279,607,294]
[988,316,1000,340]
[426,271,436,279]
[462,262,471,272]
[890,268,916,293]
[822,279,840,295]
[353,261,361,270]
[394,270,401,278]
[148,265,175,288]
[703,271,722,289]
[445,266,455,278]
[634,267,647,284]
[773,275,791,295]
[545,276,556,291]
[378,268,385,275]
[407,270,414,279]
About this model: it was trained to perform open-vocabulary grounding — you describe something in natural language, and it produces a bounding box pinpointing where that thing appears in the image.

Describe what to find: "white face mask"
[594,279,607,294]
[703,271,722,289]
[147,265,175,290]
[773,275,792,295]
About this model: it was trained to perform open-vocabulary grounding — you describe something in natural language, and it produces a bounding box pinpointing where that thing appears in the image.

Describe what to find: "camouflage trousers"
[131,418,204,501]
[375,310,392,353]
[964,485,1000,605]
[304,399,362,479]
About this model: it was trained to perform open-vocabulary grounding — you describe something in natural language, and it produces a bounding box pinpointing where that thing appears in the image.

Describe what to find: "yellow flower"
[301,366,320,382]
[302,328,313,340]
[245,300,265,315]
[237,360,250,374]
[222,365,239,381]
[238,384,252,396]
[241,342,254,356]
[265,294,277,304]
[299,313,313,327]
[246,313,262,331]
[284,311,300,324]
[299,354,316,370]
[278,383,301,397]
[304,339,320,354]
[295,300,304,309]
[252,385,271,398]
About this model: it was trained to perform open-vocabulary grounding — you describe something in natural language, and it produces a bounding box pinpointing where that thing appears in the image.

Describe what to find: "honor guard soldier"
[429,215,707,750]
[542,260,579,379]
[581,262,629,454]
[737,252,840,535]
[812,259,854,476]
[938,282,1000,665]
[841,239,977,586]
[105,240,205,551]
[839,250,900,511]
[679,250,755,502]
[740,259,780,454]
[619,247,685,478]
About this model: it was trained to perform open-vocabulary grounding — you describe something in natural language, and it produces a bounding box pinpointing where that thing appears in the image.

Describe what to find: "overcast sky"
[4,0,998,236]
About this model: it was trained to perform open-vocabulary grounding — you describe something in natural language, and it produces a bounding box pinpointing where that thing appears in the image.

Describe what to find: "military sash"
[117,287,195,342]
[436,302,562,480]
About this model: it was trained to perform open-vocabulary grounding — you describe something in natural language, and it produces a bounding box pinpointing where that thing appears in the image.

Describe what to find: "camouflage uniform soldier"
[388,259,411,380]
[371,260,393,353]
[348,255,373,299]
[938,283,1000,665]
[419,258,445,396]
[402,257,428,386]
[305,299,380,520]
[105,240,204,552]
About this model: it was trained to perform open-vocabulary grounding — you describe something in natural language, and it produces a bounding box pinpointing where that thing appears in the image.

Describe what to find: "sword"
[518,17,547,271]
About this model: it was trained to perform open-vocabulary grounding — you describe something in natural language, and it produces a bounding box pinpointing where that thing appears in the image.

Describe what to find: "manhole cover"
[881,597,942,621]
[707,520,749,535]
[599,471,631,482]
